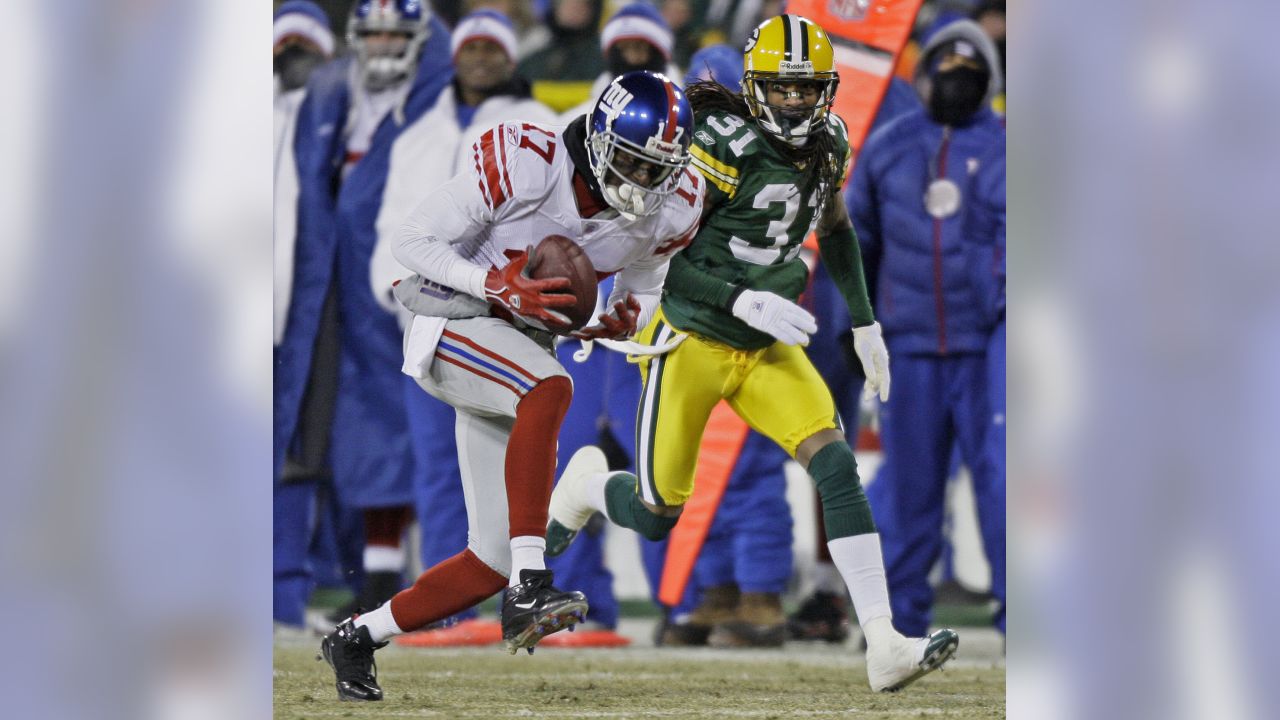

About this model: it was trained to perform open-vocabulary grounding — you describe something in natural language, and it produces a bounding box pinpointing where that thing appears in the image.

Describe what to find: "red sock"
[389,549,506,631]
[364,505,411,547]
[504,376,572,538]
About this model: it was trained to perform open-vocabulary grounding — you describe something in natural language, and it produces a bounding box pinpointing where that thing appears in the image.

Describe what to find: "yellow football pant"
[633,308,840,507]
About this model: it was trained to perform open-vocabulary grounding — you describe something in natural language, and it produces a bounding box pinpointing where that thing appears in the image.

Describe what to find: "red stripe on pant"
[436,353,527,398]
[506,376,572,538]
[390,549,507,632]
[442,329,540,385]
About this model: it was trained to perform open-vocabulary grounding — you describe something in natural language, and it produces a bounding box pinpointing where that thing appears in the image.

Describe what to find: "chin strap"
[572,333,688,364]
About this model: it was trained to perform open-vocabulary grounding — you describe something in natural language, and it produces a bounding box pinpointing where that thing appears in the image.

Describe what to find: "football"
[527,234,597,333]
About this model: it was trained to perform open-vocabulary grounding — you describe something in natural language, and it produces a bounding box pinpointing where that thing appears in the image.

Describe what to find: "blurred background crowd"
[274,0,1006,652]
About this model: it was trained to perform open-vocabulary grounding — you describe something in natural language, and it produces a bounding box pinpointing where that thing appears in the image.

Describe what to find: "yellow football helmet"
[742,15,840,145]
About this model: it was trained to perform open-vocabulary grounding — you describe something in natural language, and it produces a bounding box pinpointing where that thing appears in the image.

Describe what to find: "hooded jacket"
[846,19,1005,354]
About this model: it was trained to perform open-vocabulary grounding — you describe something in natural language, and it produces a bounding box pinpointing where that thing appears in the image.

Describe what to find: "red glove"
[483,250,576,328]
[571,294,642,340]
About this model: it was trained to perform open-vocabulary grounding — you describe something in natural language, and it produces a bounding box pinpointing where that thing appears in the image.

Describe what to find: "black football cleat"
[319,617,388,701]
[501,569,589,654]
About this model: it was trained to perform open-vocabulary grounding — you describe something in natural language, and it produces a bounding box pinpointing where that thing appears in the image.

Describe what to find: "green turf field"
[275,641,1005,718]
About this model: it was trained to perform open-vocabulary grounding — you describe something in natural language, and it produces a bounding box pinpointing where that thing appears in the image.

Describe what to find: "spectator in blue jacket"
[280,0,454,626]
[846,18,1006,637]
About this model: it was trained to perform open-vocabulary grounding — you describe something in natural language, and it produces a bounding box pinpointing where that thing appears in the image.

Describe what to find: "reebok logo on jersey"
[695,130,715,145]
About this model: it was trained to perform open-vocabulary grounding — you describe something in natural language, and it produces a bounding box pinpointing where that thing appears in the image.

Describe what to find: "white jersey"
[393,120,703,330]
[370,91,557,315]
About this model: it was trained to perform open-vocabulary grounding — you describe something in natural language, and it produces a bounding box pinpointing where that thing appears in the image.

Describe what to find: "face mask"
[275,45,326,91]
[928,66,988,126]
[995,38,1006,80]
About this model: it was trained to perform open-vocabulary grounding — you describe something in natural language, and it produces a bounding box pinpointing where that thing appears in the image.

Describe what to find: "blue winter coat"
[847,106,1004,354]
[845,18,1005,355]
[274,20,453,483]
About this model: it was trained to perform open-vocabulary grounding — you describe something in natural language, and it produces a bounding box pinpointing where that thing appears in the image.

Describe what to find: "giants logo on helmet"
[599,84,635,129]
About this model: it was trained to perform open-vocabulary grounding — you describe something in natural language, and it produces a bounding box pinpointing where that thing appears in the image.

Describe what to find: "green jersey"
[662,110,852,349]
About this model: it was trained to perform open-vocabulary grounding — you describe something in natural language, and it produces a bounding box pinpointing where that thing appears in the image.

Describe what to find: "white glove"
[853,322,891,402]
[731,289,817,346]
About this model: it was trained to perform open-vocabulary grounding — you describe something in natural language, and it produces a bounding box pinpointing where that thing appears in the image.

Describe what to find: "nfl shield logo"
[829,0,871,21]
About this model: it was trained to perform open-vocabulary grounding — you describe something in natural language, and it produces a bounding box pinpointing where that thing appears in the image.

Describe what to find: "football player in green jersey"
[547,15,959,692]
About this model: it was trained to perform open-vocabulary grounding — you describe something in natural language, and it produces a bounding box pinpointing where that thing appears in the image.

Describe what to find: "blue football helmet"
[683,44,744,94]
[586,71,694,218]
[347,0,431,91]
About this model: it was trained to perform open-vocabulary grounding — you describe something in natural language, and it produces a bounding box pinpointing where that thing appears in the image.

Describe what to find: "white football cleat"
[866,628,959,692]
[545,446,608,556]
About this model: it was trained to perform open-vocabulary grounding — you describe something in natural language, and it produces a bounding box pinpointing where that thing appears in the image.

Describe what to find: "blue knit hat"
[601,3,673,61]
[451,9,518,61]
[273,1,335,57]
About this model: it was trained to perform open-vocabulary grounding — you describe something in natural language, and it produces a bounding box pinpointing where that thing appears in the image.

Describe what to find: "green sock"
[604,473,679,541]
[807,442,877,539]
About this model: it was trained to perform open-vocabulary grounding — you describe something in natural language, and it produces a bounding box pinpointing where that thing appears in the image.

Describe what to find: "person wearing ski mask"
[845,18,1006,639]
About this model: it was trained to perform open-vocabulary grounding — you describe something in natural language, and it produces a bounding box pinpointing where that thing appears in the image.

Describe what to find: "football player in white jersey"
[320,70,703,702]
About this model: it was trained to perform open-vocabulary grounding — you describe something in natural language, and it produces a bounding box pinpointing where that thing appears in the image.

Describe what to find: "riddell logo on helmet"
[778,60,815,74]
[645,136,682,159]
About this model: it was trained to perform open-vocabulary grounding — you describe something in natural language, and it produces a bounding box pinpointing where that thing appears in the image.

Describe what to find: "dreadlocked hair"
[684,80,844,199]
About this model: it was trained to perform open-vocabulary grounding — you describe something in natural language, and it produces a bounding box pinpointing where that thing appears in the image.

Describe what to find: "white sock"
[827,533,896,645]
[354,601,402,644]
[509,535,546,587]
[364,544,406,573]
[584,471,616,517]
[861,615,899,650]
[812,560,846,595]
